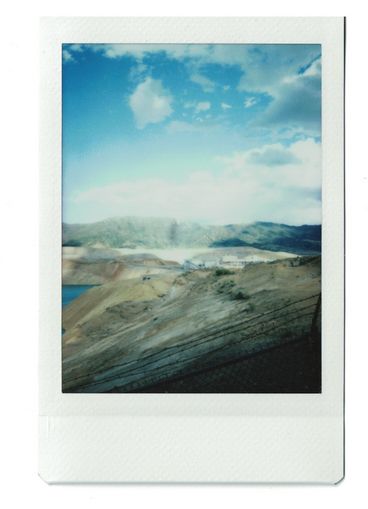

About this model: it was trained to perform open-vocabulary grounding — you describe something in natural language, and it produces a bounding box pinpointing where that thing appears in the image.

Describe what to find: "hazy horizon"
[63,44,321,226]
[62,214,322,228]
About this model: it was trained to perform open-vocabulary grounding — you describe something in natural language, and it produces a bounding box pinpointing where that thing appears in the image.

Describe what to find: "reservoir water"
[62,285,96,307]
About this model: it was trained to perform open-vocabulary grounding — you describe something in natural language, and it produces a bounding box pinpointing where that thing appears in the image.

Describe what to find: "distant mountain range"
[62,217,321,255]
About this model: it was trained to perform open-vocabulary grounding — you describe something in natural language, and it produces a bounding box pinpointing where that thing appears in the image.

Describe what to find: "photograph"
[61,43,322,394]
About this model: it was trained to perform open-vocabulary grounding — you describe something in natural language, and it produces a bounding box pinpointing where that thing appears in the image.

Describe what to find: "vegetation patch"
[216,279,235,293]
[232,289,250,301]
[214,267,235,276]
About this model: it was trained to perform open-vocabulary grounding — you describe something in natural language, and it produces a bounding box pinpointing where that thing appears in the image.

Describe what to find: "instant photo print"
[39,17,345,483]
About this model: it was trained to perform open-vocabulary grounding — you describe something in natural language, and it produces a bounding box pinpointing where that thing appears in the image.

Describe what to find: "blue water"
[62,285,97,307]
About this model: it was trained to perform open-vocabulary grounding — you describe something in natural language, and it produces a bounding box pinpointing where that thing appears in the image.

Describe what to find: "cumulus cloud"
[221,102,232,110]
[220,138,321,190]
[64,44,320,82]
[256,58,321,134]
[236,45,320,94]
[128,77,173,129]
[73,138,321,225]
[63,43,321,136]
[247,145,300,166]
[68,44,320,93]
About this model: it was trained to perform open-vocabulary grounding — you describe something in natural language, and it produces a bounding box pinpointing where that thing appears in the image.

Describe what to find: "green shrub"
[216,279,235,293]
[214,267,234,276]
[232,290,250,300]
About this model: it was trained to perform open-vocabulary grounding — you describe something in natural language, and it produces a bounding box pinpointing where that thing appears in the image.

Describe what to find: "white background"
[1,0,367,506]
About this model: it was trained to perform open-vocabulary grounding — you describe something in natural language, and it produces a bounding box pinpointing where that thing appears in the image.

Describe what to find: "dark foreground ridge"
[128,334,321,394]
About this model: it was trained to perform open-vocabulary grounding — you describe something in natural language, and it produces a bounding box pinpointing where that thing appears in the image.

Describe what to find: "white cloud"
[221,102,232,110]
[190,73,215,92]
[69,44,83,53]
[128,77,173,129]
[236,46,320,94]
[62,50,74,63]
[62,44,84,63]
[97,44,211,61]
[256,58,321,134]
[74,139,321,225]
[244,97,257,108]
[195,101,211,113]
[129,62,148,81]
[302,57,321,78]
[86,44,320,100]
[219,138,321,190]
[111,45,321,103]
[64,44,321,137]
[65,44,320,95]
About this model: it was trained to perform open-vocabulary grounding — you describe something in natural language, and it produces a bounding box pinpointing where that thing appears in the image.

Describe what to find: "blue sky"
[62,44,321,225]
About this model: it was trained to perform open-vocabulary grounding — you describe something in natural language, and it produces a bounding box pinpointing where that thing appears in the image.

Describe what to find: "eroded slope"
[62,256,321,393]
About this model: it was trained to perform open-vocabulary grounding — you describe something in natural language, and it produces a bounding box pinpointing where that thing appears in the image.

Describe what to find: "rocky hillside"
[63,217,321,255]
[62,256,321,393]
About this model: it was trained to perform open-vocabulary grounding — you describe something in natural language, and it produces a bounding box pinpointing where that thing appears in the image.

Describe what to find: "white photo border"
[39,17,345,483]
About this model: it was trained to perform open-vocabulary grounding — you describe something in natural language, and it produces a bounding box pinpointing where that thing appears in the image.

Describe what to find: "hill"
[63,217,321,255]
[62,256,321,393]
[62,246,181,285]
